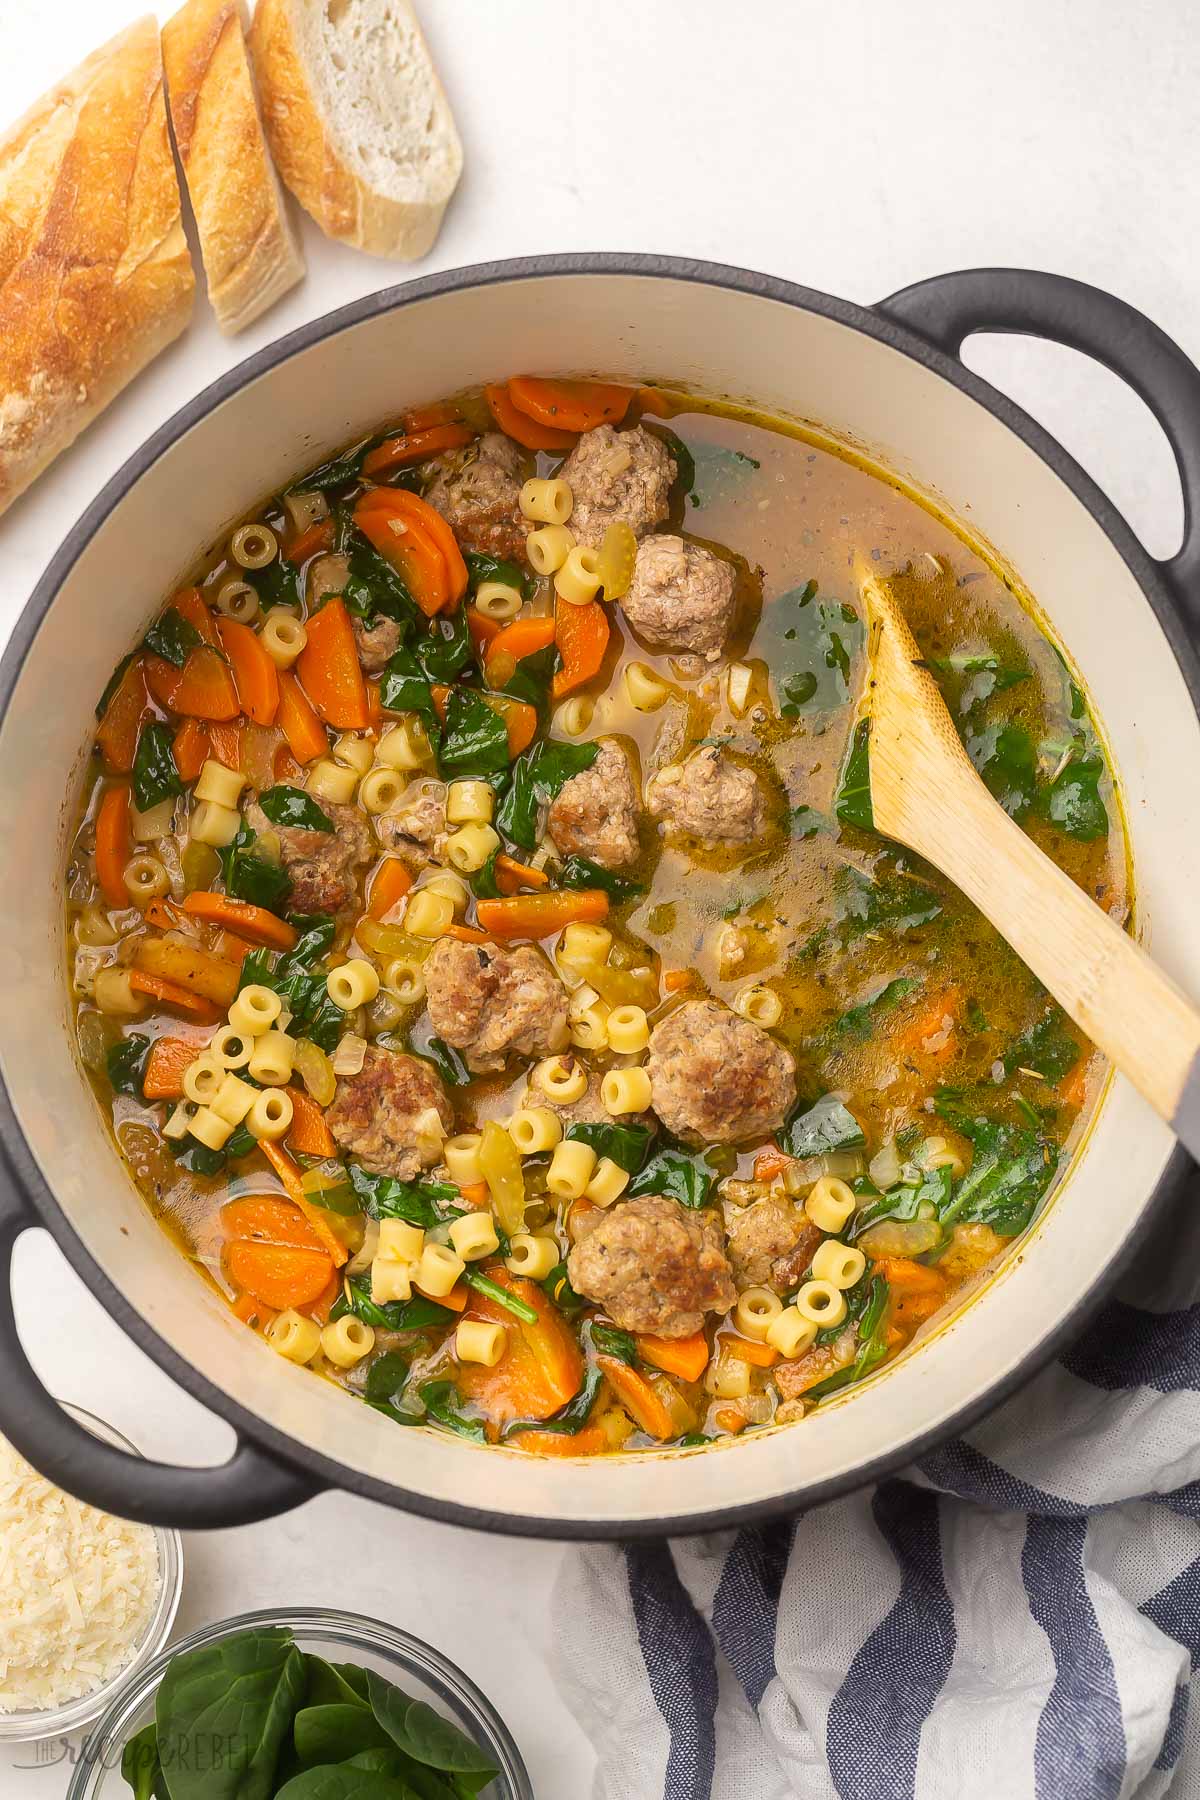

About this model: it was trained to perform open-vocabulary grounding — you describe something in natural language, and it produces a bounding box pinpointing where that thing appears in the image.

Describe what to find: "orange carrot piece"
[494,854,550,895]
[225,1240,334,1311]
[552,597,609,697]
[635,385,681,418]
[446,923,493,944]
[232,1290,277,1330]
[97,659,152,772]
[429,683,537,757]
[216,617,280,726]
[305,1270,341,1324]
[484,382,577,451]
[127,969,221,1020]
[367,857,415,920]
[403,400,465,432]
[172,718,210,783]
[220,1195,324,1250]
[207,720,244,770]
[133,935,242,1005]
[476,890,609,938]
[144,588,239,721]
[894,985,965,1063]
[94,784,132,908]
[598,1356,676,1441]
[508,376,633,434]
[662,968,694,993]
[440,1282,470,1314]
[181,890,298,950]
[753,1148,789,1183]
[359,487,469,609]
[1059,1062,1088,1110]
[636,1331,710,1383]
[259,1139,349,1267]
[509,1424,608,1457]
[143,1034,209,1100]
[283,518,334,564]
[361,423,473,477]
[142,897,182,932]
[714,1407,748,1436]
[354,491,449,616]
[872,1256,947,1296]
[296,598,371,729]
[287,1087,336,1158]
[276,671,329,763]
[455,1270,583,1424]
[484,616,556,686]
[721,1336,778,1369]
[456,1181,491,1208]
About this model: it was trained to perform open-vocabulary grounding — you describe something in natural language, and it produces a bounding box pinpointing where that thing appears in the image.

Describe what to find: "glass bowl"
[66,1607,533,1798]
[0,1403,183,1743]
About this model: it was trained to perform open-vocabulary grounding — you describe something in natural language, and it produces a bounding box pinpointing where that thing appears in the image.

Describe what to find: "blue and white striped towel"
[553,1167,1200,1798]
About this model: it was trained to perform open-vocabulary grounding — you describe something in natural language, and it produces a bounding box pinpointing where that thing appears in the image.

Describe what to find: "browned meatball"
[327,1045,454,1180]
[352,613,403,674]
[645,746,765,847]
[647,1001,794,1144]
[547,739,640,870]
[244,798,372,916]
[558,425,674,548]
[724,1198,820,1292]
[307,552,348,607]
[422,433,528,562]
[621,535,736,660]
[566,1194,735,1338]
[424,937,569,1072]
[376,779,447,870]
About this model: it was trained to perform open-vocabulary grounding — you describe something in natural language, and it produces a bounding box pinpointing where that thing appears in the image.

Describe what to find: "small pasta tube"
[733,1287,784,1342]
[520,477,573,525]
[376,719,431,771]
[624,661,671,712]
[793,1279,847,1329]
[215,577,259,623]
[327,960,381,1011]
[421,869,470,913]
[307,758,358,806]
[473,582,522,622]
[570,1004,610,1051]
[447,780,494,825]
[446,822,501,874]
[130,797,175,843]
[333,732,374,775]
[508,1107,564,1156]
[210,1073,257,1126]
[554,696,594,737]
[922,1135,968,1180]
[811,1240,867,1290]
[93,968,144,1016]
[456,1320,506,1367]
[546,1139,597,1200]
[606,1004,649,1054]
[533,1055,588,1104]
[601,1067,652,1116]
[359,767,405,815]
[505,1233,560,1280]
[182,1054,225,1106]
[162,1101,194,1141]
[383,955,426,1005]
[585,1157,629,1207]
[415,1242,465,1299]
[210,1025,253,1069]
[526,524,576,576]
[320,1316,375,1369]
[230,522,278,569]
[554,545,603,606]
[804,1176,856,1235]
[123,854,170,903]
[559,922,612,969]
[378,1218,425,1263]
[765,1306,819,1359]
[734,985,783,1029]
[229,984,283,1037]
[188,1105,233,1151]
[247,1088,294,1140]
[247,1029,296,1086]
[444,1133,484,1185]
[190,799,241,847]
[404,890,454,940]
[448,1213,500,1262]
[195,759,246,809]
[261,608,307,669]
[372,1256,412,1305]
[266,1309,322,1364]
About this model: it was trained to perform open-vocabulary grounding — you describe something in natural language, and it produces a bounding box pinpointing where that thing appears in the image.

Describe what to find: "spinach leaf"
[304,1656,372,1710]
[331,1275,456,1334]
[558,855,643,901]
[274,1768,416,1798]
[835,720,873,832]
[293,1703,392,1769]
[470,849,503,900]
[379,645,438,723]
[121,1720,161,1799]
[592,1323,637,1365]
[798,862,941,960]
[436,689,510,782]
[542,1261,587,1318]
[780,1093,865,1159]
[143,606,203,669]
[496,739,600,851]
[494,754,536,850]
[288,439,374,492]
[935,1101,1058,1238]
[238,918,341,1051]
[153,1625,306,1800]
[96,651,136,722]
[132,722,184,813]
[1003,1005,1080,1084]
[465,550,535,598]
[418,1379,487,1443]
[348,1165,459,1228]
[462,1270,538,1322]
[218,820,292,912]
[416,611,475,683]
[282,914,337,971]
[107,1034,151,1098]
[364,1352,424,1428]
[424,1037,472,1087]
[258,786,334,833]
[790,804,824,839]
[565,1120,654,1173]
[966,722,1038,819]
[850,1164,952,1240]
[247,558,303,611]
[928,651,1029,709]
[1042,754,1108,841]
[826,977,918,1043]
[367,1669,499,1779]
[626,1148,713,1209]
[773,587,863,715]
[173,1140,228,1178]
[343,538,419,627]
[810,1273,891,1397]
[500,642,560,713]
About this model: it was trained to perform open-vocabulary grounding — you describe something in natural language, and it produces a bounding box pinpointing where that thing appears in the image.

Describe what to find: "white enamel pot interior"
[2,257,1200,1536]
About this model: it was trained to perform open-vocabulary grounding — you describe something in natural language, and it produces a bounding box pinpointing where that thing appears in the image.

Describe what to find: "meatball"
[621,535,736,661]
[376,779,447,870]
[724,1197,820,1292]
[645,746,765,847]
[425,937,569,1072]
[307,552,348,607]
[244,798,372,916]
[422,433,528,562]
[327,1045,454,1180]
[558,425,674,548]
[352,613,403,674]
[647,1001,795,1144]
[566,1194,735,1338]
[547,739,640,870]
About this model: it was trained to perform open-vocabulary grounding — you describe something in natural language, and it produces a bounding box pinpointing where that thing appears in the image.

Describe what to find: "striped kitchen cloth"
[553,1166,1200,1799]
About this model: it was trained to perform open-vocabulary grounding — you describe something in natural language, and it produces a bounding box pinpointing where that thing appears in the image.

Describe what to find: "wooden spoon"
[858,561,1200,1158]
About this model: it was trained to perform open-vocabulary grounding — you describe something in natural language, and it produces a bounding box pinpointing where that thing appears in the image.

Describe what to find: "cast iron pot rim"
[0,251,1192,1539]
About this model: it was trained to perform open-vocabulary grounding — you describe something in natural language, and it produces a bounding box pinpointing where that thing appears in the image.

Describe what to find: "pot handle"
[0,1170,321,1528]
[877,268,1200,620]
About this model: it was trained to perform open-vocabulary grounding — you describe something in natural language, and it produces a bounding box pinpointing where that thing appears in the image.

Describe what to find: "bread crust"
[162,0,304,334]
[250,0,462,261]
[0,18,194,517]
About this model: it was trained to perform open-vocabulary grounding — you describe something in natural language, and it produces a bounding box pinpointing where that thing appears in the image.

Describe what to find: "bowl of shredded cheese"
[0,1406,182,1740]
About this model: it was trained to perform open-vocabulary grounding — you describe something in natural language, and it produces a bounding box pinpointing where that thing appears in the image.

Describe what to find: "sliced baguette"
[163,0,304,334]
[250,0,463,261]
[0,18,194,516]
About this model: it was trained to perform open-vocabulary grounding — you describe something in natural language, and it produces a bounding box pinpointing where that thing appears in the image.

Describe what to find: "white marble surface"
[0,0,1195,1791]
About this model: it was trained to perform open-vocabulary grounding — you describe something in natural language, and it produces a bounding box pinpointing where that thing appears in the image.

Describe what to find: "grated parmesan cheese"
[0,1434,159,1713]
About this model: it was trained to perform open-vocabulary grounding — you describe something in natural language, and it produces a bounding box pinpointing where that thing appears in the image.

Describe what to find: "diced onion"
[868,1142,902,1192]
[331,1033,368,1077]
[858,1218,943,1258]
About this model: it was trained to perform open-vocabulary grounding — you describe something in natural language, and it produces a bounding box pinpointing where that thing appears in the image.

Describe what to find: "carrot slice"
[494,855,550,895]
[721,1336,778,1369]
[441,1282,470,1314]
[207,720,244,770]
[597,1356,676,1441]
[714,1407,748,1436]
[216,618,280,726]
[225,1240,334,1311]
[259,1139,349,1267]
[429,683,537,757]
[127,969,221,1020]
[552,598,610,697]
[94,784,131,908]
[220,1195,324,1250]
[893,984,965,1063]
[366,857,414,920]
[97,658,151,772]
[467,609,503,655]
[445,923,493,945]
[361,423,473,477]
[354,491,448,616]
[636,1331,710,1383]
[277,671,329,763]
[171,718,210,784]
[143,1033,210,1100]
[484,382,577,451]
[357,488,469,611]
[232,1290,277,1330]
[509,1424,608,1457]
[662,968,694,993]
[455,1270,583,1424]
[283,518,334,564]
[403,400,465,432]
[456,1181,490,1208]
[484,616,556,687]
[508,377,633,434]
[753,1148,789,1183]
[476,890,609,938]
[144,588,239,721]
[133,936,242,1005]
[296,598,370,729]
[1059,1062,1088,1110]
[287,1087,336,1158]
[181,890,298,950]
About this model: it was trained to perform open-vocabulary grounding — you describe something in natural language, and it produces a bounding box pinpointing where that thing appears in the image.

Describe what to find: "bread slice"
[250,0,462,261]
[163,0,304,334]
[0,18,194,516]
